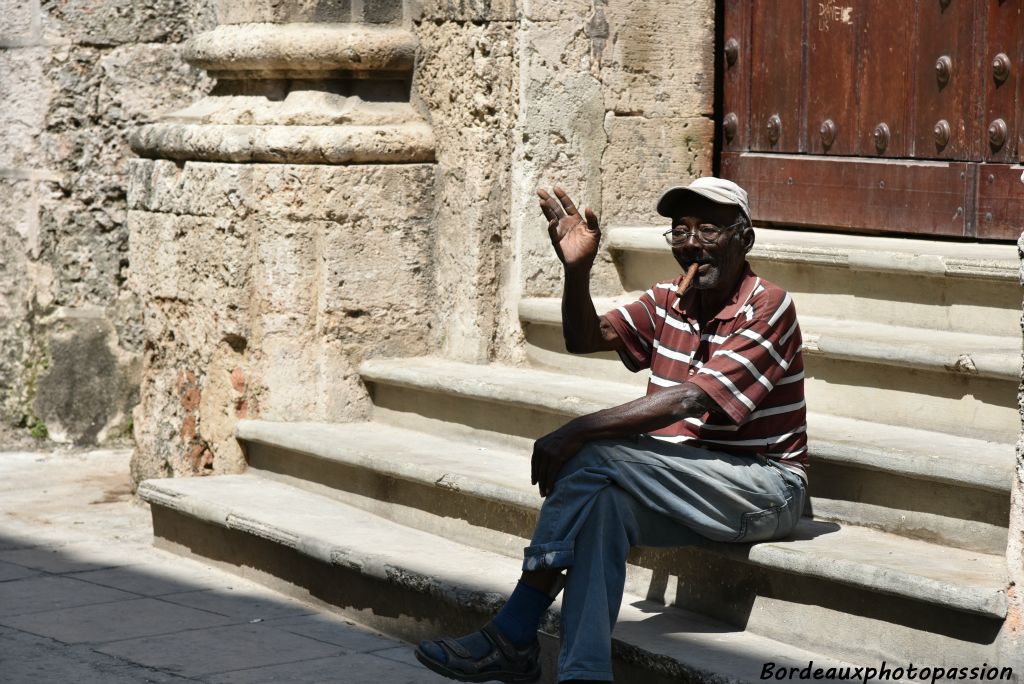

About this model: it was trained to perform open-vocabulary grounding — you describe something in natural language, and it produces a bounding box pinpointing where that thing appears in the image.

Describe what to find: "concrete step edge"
[234,419,1009,619]
[357,357,1014,492]
[519,297,1022,381]
[606,227,1019,282]
[139,473,858,683]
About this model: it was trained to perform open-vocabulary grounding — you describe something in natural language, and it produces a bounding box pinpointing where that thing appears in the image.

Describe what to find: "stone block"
[0,47,52,171]
[128,161,436,222]
[521,0,591,23]
[127,210,251,331]
[97,43,212,126]
[601,0,714,118]
[361,0,403,23]
[39,0,192,46]
[601,114,714,225]
[0,0,37,44]
[0,178,38,427]
[416,0,516,22]
[214,0,352,24]
[412,7,518,357]
[127,159,248,218]
[32,307,141,444]
[512,19,607,298]
[95,623,341,678]
[253,219,318,323]
[0,180,34,317]
[0,575,134,618]
[0,596,235,644]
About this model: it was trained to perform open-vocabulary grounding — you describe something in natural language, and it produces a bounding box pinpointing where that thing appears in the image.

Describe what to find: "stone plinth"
[128,13,436,483]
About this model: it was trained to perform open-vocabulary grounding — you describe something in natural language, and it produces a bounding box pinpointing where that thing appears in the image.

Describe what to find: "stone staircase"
[139,226,1022,680]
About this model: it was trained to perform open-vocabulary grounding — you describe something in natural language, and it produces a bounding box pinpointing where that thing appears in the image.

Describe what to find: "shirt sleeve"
[688,291,802,424]
[600,287,663,373]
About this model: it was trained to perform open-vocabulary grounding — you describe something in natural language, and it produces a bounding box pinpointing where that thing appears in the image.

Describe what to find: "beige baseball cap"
[656,177,751,224]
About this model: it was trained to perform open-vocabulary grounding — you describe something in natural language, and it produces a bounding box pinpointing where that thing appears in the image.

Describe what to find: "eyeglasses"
[662,218,746,246]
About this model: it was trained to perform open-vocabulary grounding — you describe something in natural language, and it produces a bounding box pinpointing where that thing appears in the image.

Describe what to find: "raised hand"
[537,186,601,273]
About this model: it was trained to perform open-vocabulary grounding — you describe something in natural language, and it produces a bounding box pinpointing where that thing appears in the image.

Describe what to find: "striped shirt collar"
[673,262,760,321]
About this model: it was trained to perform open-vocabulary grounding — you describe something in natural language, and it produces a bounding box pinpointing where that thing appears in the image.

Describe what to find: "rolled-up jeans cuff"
[522,542,574,572]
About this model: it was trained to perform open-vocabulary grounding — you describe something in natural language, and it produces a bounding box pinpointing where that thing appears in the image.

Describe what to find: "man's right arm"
[561,267,622,354]
[537,186,622,355]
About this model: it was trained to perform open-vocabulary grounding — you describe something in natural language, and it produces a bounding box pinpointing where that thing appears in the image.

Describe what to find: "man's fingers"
[537,187,566,220]
[584,208,601,234]
[547,218,562,245]
[537,189,557,221]
[553,186,580,217]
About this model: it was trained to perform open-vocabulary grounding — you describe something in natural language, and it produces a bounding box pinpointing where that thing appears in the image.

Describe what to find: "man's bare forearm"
[560,384,714,444]
[562,267,620,353]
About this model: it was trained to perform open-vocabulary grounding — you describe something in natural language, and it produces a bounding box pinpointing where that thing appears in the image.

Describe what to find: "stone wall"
[127,7,439,482]
[0,0,214,445]
[1011,234,1024,655]
[510,0,715,314]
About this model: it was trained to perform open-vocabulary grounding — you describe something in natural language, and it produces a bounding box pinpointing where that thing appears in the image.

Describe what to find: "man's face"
[668,201,753,294]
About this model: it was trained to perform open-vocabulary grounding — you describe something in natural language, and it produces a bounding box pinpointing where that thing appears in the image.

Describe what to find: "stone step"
[138,473,861,683]
[359,356,1013,552]
[518,297,1018,443]
[519,297,1021,381]
[228,421,1012,665]
[606,226,1021,338]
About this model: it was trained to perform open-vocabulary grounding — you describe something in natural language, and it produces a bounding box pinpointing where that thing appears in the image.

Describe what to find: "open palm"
[538,186,601,272]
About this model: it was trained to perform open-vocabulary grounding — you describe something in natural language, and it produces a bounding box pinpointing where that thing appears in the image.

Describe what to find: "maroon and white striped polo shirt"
[602,262,808,477]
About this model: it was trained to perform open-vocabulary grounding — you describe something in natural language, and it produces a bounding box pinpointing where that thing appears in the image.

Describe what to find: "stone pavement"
[0,448,451,683]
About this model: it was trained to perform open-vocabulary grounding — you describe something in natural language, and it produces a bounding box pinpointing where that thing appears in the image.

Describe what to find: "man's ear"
[741,223,755,254]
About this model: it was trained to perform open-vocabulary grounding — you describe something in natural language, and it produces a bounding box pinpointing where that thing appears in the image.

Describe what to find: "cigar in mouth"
[677,262,699,296]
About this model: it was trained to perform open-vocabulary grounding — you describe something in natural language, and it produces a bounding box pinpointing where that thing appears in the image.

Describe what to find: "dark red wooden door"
[721,0,1024,240]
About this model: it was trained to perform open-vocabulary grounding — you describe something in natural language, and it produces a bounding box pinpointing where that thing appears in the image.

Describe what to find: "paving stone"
[263,613,398,653]
[206,651,452,684]
[4,645,194,684]
[69,561,236,596]
[0,559,40,582]
[160,587,316,621]
[371,644,428,668]
[0,575,134,618]
[95,623,343,677]
[0,625,193,682]
[0,596,236,644]
[0,545,124,574]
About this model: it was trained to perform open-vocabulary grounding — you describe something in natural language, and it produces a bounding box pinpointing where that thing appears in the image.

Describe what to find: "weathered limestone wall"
[510,0,715,315]
[414,1,519,363]
[412,0,716,364]
[0,0,214,444]
[128,161,435,480]
[1009,235,1024,659]
[128,5,438,482]
[122,0,717,482]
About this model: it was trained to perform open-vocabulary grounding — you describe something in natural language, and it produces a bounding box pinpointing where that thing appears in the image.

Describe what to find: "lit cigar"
[677,262,699,296]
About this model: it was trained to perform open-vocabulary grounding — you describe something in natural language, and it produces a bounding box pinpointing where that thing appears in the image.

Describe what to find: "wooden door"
[721,0,1024,240]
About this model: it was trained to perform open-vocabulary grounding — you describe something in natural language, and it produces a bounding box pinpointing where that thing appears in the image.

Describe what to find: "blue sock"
[492,580,555,647]
[419,581,554,665]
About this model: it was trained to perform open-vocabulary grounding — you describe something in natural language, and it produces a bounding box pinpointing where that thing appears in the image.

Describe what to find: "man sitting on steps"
[414,177,809,683]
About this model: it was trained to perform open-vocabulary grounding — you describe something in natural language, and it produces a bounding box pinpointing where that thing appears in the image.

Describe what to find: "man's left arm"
[531,383,719,496]
[532,290,802,496]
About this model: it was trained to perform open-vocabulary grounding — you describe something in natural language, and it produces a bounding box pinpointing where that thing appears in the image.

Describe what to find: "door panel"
[981,0,1023,163]
[749,1,805,152]
[806,0,859,155]
[913,0,979,161]
[722,0,752,153]
[721,0,1023,241]
[853,1,916,158]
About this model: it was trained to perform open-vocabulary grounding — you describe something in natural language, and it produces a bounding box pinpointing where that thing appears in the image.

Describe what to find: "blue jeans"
[523,436,806,682]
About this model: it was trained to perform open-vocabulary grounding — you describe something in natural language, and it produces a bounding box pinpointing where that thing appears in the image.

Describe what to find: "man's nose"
[679,230,703,248]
